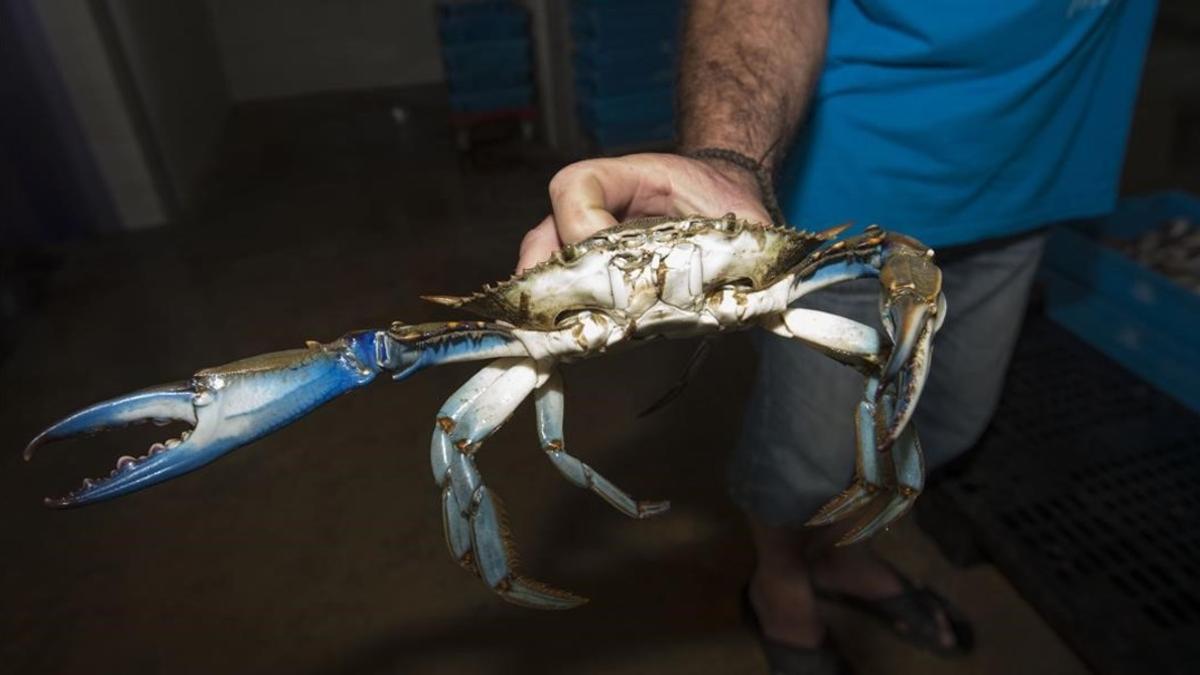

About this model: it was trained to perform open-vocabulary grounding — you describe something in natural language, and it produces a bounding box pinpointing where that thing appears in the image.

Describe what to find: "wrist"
[681,148,784,226]
[678,137,778,175]
[698,156,760,194]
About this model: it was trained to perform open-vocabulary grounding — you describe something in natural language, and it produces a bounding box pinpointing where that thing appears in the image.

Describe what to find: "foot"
[810,548,966,653]
[743,577,854,675]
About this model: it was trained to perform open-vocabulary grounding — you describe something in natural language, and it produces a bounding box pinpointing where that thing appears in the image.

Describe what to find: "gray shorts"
[729,231,1047,526]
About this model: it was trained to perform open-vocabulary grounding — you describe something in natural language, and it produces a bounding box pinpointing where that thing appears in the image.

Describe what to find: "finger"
[547,153,777,247]
[516,215,561,272]
[548,157,676,244]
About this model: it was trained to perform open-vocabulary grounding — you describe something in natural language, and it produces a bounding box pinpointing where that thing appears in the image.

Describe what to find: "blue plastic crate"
[575,67,672,97]
[574,38,676,69]
[1041,191,1200,412]
[571,16,679,44]
[438,1,527,44]
[570,0,680,40]
[447,60,531,94]
[449,84,533,113]
[578,90,674,128]
[573,52,676,92]
[440,16,527,44]
[438,1,522,19]
[441,38,529,73]
[438,0,514,16]
[585,120,675,150]
[442,37,531,97]
[572,0,677,10]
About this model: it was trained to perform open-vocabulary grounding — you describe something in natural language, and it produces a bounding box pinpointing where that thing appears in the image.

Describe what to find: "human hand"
[517,152,773,271]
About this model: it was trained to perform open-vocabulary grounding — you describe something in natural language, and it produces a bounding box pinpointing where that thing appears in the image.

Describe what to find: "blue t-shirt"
[780,0,1157,248]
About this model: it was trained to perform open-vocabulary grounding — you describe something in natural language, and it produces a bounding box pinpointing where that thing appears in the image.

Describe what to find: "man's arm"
[517,0,828,270]
[678,0,827,171]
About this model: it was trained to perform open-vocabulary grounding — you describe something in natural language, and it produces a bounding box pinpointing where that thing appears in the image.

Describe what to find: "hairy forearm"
[677,0,828,172]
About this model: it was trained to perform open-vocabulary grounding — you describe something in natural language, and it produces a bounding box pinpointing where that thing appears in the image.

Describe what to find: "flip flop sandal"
[813,562,974,657]
[740,585,855,675]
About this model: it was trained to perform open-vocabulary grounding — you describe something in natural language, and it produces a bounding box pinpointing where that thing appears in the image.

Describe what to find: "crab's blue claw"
[26,331,384,507]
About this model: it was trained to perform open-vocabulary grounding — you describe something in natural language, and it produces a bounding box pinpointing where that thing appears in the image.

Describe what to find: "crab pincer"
[25,332,385,506]
[877,235,946,450]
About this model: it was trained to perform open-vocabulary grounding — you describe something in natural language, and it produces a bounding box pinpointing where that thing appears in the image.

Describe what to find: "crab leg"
[25,323,532,507]
[764,313,889,522]
[804,380,888,527]
[838,406,925,545]
[432,358,585,609]
[808,380,927,544]
[788,228,945,449]
[535,369,670,519]
[763,308,884,372]
[764,308,929,540]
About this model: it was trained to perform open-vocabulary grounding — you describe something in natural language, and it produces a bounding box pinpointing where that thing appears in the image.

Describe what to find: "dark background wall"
[105,0,231,214]
[206,0,445,101]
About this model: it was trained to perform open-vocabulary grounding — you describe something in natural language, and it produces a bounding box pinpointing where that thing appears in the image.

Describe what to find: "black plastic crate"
[921,316,1200,675]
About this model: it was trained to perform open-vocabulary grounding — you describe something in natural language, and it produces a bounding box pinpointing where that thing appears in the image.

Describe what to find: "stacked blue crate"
[572,0,681,150]
[1040,192,1200,412]
[438,1,534,117]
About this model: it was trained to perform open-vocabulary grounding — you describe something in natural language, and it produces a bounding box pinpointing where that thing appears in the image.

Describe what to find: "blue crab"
[24,215,945,609]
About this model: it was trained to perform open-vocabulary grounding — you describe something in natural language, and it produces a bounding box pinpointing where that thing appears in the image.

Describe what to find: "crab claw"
[881,298,931,384]
[24,382,196,463]
[877,240,946,450]
[26,331,384,507]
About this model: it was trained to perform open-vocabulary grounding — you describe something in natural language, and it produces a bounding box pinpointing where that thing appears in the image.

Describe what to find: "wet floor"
[0,88,1089,674]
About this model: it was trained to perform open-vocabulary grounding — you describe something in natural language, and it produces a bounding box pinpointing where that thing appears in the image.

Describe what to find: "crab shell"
[425,215,844,331]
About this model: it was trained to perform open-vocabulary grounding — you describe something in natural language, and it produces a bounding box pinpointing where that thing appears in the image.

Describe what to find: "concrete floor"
[1,89,1090,674]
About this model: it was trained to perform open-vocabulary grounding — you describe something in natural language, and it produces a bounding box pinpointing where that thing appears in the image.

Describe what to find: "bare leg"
[748,520,827,648]
[749,517,956,650]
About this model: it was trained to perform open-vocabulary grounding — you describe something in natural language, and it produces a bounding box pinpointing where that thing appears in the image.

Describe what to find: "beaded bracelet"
[686,147,786,227]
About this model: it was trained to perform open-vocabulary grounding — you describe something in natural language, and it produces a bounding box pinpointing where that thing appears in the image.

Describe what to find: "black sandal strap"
[812,563,974,656]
